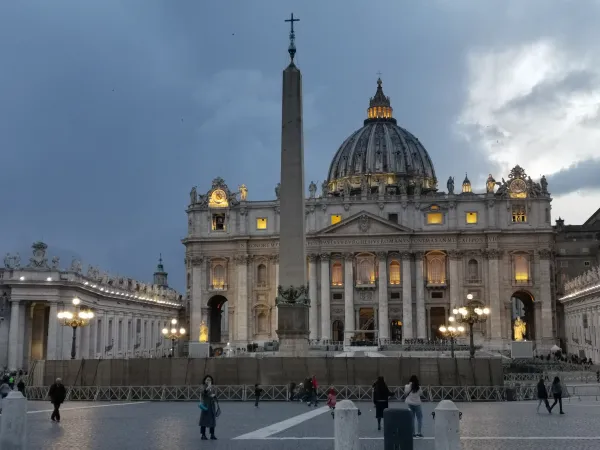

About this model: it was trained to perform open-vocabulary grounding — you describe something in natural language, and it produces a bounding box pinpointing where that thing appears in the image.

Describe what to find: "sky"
[2,0,600,292]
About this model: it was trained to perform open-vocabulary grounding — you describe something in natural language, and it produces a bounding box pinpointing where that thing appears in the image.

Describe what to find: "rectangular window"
[431,291,444,299]
[331,214,342,225]
[511,205,527,223]
[466,212,478,224]
[514,255,529,282]
[584,261,591,266]
[427,212,443,225]
[389,261,401,284]
[212,214,226,231]
[331,262,343,286]
[332,293,343,300]
[388,213,398,223]
[390,292,400,299]
[256,218,267,230]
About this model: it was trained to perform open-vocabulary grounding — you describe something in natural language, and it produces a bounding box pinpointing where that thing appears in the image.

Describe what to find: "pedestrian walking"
[536,377,551,413]
[327,387,337,418]
[405,375,424,438]
[311,375,319,406]
[0,378,10,414]
[48,378,67,423]
[198,375,220,440]
[373,376,393,431]
[549,376,565,414]
[289,382,296,401]
[254,383,263,408]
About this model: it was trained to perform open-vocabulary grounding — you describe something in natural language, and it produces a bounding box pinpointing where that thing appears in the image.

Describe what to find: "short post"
[0,391,28,449]
[334,400,359,450]
[383,408,413,450]
[434,400,461,450]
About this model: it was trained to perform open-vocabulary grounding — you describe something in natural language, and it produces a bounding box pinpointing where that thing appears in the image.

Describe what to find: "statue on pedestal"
[238,184,248,201]
[199,321,208,343]
[513,317,526,341]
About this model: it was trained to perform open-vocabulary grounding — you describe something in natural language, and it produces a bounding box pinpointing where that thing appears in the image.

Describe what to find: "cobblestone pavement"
[22,399,600,450]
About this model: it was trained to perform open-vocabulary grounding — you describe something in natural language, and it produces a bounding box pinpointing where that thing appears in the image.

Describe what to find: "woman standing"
[549,376,565,414]
[199,375,220,440]
[536,377,551,413]
[405,375,424,438]
[373,376,393,431]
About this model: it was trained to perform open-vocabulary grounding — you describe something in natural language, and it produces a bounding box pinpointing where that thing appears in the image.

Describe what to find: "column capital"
[319,253,330,262]
[234,254,251,265]
[343,252,354,261]
[190,256,204,265]
[307,253,318,263]
[269,254,279,263]
[376,251,388,261]
[413,251,425,260]
[537,248,553,260]
[400,251,412,261]
[447,249,463,260]
[484,249,503,260]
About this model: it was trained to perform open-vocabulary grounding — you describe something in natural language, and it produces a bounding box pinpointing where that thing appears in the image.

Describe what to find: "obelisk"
[276,13,310,357]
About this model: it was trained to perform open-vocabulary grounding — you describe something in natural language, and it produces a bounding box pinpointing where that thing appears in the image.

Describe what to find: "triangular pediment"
[317,211,413,236]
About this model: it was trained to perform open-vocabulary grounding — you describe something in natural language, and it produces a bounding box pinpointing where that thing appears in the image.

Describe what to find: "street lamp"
[452,294,490,358]
[162,318,186,357]
[57,297,95,359]
[439,316,465,358]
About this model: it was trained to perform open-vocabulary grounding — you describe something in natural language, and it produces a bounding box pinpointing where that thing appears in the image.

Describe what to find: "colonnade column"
[448,250,461,309]
[539,248,554,345]
[8,301,20,370]
[377,252,389,340]
[190,256,204,343]
[122,317,129,358]
[320,253,331,340]
[344,253,354,344]
[308,254,318,340]
[401,252,413,341]
[47,301,58,360]
[235,254,249,343]
[486,249,503,341]
[415,251,426,339]
[274,255,279,331]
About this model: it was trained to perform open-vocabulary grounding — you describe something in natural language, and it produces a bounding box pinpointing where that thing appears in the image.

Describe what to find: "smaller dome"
[462,173,472,193]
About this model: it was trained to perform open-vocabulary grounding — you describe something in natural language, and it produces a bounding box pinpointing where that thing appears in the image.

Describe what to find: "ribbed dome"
[326,79,437,196]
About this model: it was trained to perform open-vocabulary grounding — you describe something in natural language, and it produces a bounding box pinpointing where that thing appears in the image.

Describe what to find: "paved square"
[20,399,600,449]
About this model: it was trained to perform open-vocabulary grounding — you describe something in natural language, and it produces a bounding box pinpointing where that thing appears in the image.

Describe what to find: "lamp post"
[439,316,465,358]
[162,318,186,357]
[452,294,490,358]
[57,297,95,359]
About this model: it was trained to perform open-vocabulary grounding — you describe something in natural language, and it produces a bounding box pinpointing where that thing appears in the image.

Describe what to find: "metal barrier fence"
[504,372,597,385]
[24,384,582,403]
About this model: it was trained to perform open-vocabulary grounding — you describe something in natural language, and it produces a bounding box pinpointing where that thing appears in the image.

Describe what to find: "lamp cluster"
[57,298,95,328]
[162,318,186,339]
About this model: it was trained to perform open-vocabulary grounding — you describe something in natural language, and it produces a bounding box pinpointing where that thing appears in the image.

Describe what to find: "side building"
[0,242,183,370]
[183,79,557,352]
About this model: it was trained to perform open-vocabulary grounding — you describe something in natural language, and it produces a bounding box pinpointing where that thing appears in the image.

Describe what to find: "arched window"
[332,320,344,342]
[212,265,225,289]
[514,254,529,282]
[257,264,267,286]
[257,312,268,333]
[426,253,446,285]
[358,260,372,284]
[389,260,401,285]
[467,259,479,282]
[332,262,343,286]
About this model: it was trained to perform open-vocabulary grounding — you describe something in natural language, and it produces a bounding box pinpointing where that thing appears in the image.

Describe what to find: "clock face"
[510,179,526,193]
[209,189,228,207]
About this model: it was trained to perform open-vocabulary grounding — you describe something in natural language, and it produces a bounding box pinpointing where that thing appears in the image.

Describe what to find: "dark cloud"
[546,158,600,196]
[1,0,599,290]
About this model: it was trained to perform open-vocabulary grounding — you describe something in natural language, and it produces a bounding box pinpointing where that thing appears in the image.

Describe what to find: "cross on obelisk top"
[376,71,383,77]
[285,13,300,62]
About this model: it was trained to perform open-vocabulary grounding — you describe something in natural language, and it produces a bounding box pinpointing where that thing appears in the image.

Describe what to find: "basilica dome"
[326,79,437,196]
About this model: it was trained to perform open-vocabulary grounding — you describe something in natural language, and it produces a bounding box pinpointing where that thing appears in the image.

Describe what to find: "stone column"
[274,255,280,331]
[539,249,554,345]
[190,256,204,343]
[415,252,426,339]
[401,252,413,341]
[47,302,58,360]
[320,253,331,340]
[308,254,318,340]
[343,253,355,343]
[426,306,432,340]
[377,252,389,340]
[235,255,249,343]
[122,317,129,358]
[8,301,20,370]
[486,249,503,342]
[90,315,98,358]
[448,250,461,309]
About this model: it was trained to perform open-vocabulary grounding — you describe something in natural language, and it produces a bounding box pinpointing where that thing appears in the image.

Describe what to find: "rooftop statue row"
[563,266,600,296]
[2,242,181,303]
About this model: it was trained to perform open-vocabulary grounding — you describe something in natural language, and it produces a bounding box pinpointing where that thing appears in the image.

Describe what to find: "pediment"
[318,211,413,236]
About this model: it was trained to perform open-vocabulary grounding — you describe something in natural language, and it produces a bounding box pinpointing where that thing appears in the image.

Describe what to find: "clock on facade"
[209,189,228,208]
[509,179,527,198]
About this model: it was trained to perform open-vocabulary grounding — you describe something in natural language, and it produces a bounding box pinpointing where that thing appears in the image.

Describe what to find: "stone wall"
[38,357,503,387]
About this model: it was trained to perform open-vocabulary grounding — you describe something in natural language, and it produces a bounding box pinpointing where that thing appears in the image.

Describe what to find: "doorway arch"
[511,290,535,340]
[332,320,344,342]
[207,295,228,344]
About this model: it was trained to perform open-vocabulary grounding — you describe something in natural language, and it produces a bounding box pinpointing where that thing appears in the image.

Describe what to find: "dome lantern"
[462,173,472,193]
[366,78,394,123]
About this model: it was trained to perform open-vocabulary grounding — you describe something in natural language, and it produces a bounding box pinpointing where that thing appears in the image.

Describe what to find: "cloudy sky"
[2,0,600,291]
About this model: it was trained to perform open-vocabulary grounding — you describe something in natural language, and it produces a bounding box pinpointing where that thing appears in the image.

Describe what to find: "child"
[327,388,337,418]
[254,383,263,408]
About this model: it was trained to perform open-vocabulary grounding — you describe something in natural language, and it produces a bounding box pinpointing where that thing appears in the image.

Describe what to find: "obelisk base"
[276,302,309,357]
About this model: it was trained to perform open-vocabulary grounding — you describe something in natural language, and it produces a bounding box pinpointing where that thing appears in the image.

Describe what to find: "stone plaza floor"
[21,398,600,449]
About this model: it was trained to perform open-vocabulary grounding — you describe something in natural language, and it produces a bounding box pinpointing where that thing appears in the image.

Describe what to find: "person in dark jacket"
[17,379,25,396]
[549,376,565,414]
[48,378,67,422]
[373,376,393,431]
[254,383,263,408]
[198,375,219,440]
[536,377,551,413]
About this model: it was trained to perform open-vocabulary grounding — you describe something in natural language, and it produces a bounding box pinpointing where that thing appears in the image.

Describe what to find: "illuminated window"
[389,260,401,285]
[256,218,267,230]
[466,212,478,224]
[356,255,375,285]
[430,205,440,210]
[212,265,226,289]
[331,262,343,286]
[514,254,529,282]
[426,252,446,284]
[257,264,267,286]
[427,212,443,224]
[212,214,226,231]
[511,205,527,223]
[331,214,342,225]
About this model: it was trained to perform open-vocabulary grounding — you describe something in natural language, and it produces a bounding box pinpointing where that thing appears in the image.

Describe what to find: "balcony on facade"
[209,283,228,292]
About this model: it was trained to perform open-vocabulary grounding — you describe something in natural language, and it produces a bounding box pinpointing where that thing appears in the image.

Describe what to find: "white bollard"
[0,391,28,450]
[434,400,461,450]
[334,399,359,450]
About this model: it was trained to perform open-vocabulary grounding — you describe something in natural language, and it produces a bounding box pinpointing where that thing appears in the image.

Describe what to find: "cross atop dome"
[367,77,394,122]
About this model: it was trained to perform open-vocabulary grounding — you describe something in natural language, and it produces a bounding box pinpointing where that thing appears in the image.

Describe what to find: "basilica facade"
[184,79,556,351]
